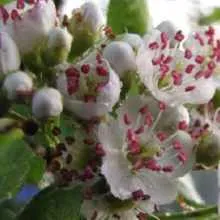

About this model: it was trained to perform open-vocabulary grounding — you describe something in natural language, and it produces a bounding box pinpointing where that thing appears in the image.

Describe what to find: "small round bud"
[32,88,63,119]
[3,71,33,100]
[103,41,136,78]
[0,32,21,75]
[117,33,143,51]
[196,131,220,166]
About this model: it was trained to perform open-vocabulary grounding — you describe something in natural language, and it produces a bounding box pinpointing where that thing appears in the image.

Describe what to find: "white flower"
[99,96,195,204]
[81,196,154,220]
[1,0,56,54]
[0,32,20,74]
[136,29,216,107]
[32,88,63,119]
[103,41,136,78]
[46,27,73,64]
[3,71,33,100]
[56,57,121,120]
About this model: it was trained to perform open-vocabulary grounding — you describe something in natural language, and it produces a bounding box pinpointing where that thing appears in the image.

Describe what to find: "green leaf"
[199,8,220,25]
[26,156,45,184]
[107,0,149,35]
[0,129,45,199]
[18,185,83,220]
[0,0,15,5]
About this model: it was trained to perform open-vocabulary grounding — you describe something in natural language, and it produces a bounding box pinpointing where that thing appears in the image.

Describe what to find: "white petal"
[0,32,20,74]
[98,120,125,152]
[102,152,177,204]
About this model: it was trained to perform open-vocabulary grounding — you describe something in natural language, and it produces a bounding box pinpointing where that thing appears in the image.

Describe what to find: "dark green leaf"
[18,185,83,220]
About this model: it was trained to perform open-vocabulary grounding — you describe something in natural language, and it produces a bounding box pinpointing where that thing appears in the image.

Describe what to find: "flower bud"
[3,71,33,100]
[0,32,20,75]
[103,41,136,78]
[67,1,104,59]
[196,131,220,166]
[117,33,143,51]
[45,27,73,65]
[32,88,63,119]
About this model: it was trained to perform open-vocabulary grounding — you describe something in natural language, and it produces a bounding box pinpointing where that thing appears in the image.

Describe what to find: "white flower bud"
[103,41,136,78]
[46,27,73,64]
[32,88,63,119]
[117,33,143,51]
[0,32,20,75]
[2,0,56,55]
[79,1,104,33]
[3,71,33,100]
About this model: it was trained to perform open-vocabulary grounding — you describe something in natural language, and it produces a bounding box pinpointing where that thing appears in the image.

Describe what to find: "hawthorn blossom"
[136,29,216,107]
[99,96,195,206]
[56,57,121,120]
[0,31,20,74]
[3,71,33,100]
[0,0,56,54]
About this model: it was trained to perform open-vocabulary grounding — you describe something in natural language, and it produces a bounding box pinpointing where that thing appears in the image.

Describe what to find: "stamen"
[174,30,184,42]
[81,64,90,74]
[0,6,9,24]
[184,49,192,59]
[178,120,188,130]
[96,65,108,76]
[123,113,131,125]
[17,0,25,9]
[185,64,195,74]
[11,9,21,20]
[185,85,196,92]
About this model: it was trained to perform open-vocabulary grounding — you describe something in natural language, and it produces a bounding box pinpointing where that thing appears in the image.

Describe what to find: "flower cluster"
[0,0,220,219]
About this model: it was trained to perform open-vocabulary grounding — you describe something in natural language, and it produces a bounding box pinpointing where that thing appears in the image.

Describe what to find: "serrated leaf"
[107,0,149,35]
[18,185,83,220]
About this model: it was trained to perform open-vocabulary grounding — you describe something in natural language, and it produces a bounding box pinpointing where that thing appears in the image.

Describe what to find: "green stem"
[148,206,218,220]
